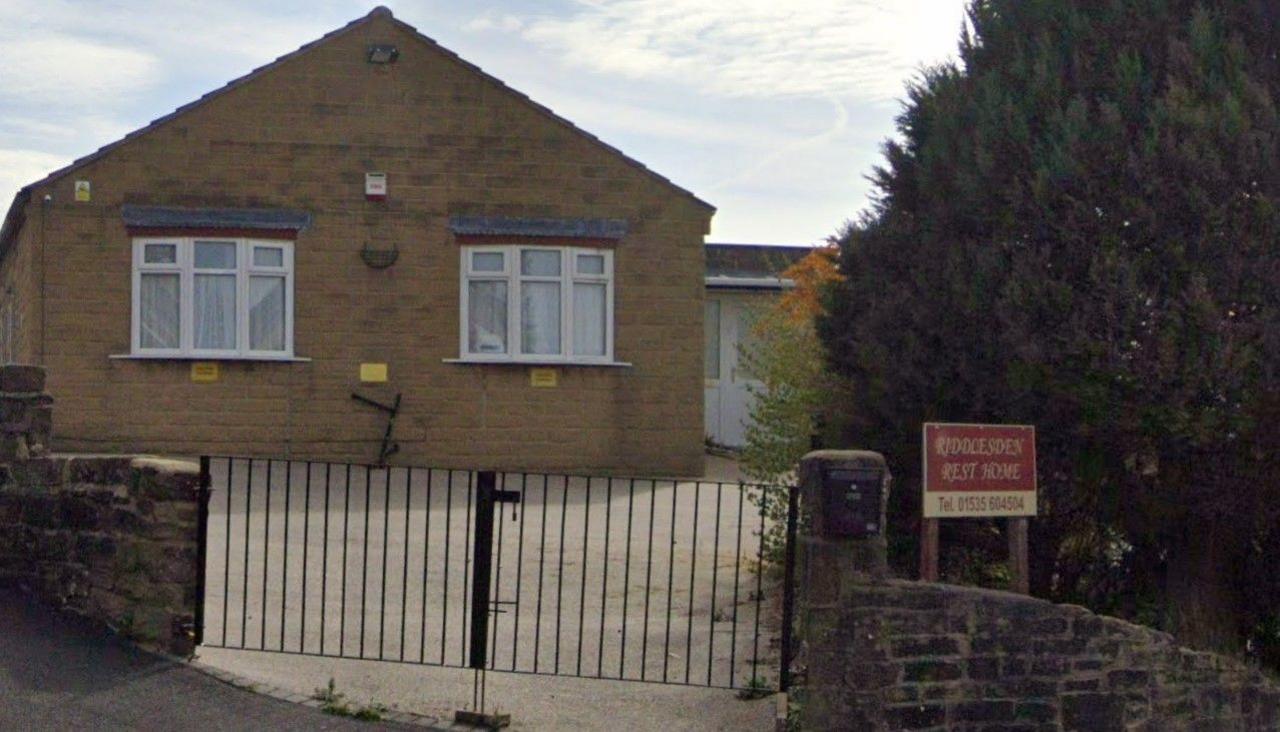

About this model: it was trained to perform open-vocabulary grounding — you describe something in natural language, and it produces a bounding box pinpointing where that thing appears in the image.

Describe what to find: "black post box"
[821,465,885,538]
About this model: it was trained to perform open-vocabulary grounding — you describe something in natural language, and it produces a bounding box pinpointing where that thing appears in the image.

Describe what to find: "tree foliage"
[741,247,844,483]
[740,248,844,559]
[820,0,1280,657]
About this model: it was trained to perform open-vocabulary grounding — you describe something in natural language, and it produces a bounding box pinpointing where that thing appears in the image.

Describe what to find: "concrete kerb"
[183,652,458,729]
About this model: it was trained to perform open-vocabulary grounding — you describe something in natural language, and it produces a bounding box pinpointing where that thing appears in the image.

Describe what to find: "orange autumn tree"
[739,246,843,553]
[776,245,844,323]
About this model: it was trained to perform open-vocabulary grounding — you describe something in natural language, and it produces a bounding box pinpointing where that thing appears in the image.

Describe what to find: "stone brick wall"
[0,8,711,475]
[795,451,1280,731]
[802,579,1280,730]
[0,366,203,656]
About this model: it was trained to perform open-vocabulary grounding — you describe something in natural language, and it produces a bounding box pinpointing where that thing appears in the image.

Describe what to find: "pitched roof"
[1,6,713,257]
[705,243,812,280]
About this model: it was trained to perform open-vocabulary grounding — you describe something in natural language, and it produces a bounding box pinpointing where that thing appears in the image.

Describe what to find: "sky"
[0,0,969,245]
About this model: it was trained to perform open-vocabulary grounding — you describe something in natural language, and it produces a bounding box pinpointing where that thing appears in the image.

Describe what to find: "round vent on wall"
[360,244,399,269]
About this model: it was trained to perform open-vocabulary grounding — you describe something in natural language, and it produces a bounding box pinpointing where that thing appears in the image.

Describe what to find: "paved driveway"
[0,584,419,730]
[194,454,781,730]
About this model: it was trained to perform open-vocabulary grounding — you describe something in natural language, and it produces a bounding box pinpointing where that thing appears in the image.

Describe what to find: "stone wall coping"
[52,453,200,475]
[801,449,889,465]
[871,577,1195,643]
[128,456,200,475]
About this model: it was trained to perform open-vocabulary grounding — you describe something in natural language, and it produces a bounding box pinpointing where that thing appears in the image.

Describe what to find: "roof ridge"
[6,6,713,212]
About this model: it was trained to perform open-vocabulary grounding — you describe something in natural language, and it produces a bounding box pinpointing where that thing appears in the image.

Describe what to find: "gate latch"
[494,489,521,520]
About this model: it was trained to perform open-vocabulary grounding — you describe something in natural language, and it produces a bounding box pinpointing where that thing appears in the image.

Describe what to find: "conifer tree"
[821,0,1280,654]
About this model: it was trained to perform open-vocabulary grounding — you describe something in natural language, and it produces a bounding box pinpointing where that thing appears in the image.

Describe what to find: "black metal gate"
[195,456,797,692]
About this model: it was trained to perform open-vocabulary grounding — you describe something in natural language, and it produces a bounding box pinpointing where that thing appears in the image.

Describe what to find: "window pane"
[736,308,761,380]
[576,253,605,275]
[249,276,285,351]
[140,273,180,349]
[472,252,504,272]
[521,281,561,354]
[194,241,236,269]
[144,244,177,264]
[194,274,236,349]
[253,247,284,268]
[468,280,508,354]
[704,300,720,379]
[521,250,561,277]
[573,283,606,357]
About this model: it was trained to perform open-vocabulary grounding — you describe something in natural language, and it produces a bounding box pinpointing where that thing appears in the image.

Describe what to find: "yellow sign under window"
[529,368,558,388]
[360,363,388,383]
[191,362,219,383]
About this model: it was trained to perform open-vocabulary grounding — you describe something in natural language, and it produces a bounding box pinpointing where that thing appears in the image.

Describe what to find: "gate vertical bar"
[468,471,497,670]
[221,458,233,646]
[779,484,799,692]
[194,456,212,647]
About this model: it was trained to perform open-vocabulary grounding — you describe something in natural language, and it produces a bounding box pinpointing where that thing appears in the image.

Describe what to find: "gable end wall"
[19,14,711,475]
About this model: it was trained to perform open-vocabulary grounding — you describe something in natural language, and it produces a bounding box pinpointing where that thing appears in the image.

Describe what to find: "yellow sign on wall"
[360,363,388,383]
[529,368,558,388]
[191,362,219,383]
[74,180,91,202]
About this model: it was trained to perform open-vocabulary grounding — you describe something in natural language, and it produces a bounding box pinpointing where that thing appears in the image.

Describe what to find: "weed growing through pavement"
[313,678,389,722]
[736,675,774,700]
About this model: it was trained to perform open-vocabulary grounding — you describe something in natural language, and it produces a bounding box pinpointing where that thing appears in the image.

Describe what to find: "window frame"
[130,237,295,360]
[458,245,615,364]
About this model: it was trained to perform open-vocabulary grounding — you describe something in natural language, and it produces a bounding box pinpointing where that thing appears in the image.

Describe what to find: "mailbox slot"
[822,466,883,538]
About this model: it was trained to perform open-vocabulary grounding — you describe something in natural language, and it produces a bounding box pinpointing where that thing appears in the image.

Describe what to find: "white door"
[704,293,765,447]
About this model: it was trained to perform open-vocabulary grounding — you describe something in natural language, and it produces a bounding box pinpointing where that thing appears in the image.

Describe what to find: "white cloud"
[703,94,850,195]
[0,36,160,107]
[465,12,525,34]
[488,0,966,101]
[524,90,781,148]
[0,149,74,202]
[0,1,338,73]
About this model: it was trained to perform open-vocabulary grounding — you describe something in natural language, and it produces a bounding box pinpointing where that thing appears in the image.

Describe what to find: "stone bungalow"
[0,7,715,475]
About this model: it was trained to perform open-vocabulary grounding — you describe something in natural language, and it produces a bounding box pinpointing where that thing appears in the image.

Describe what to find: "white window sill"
[443,357,632,368]
[110,353,312,363]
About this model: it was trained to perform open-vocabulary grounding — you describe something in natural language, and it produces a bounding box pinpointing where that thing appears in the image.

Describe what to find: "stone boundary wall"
[802,579,1280,730]
[796,452,1280,731]
[0,365,203,656]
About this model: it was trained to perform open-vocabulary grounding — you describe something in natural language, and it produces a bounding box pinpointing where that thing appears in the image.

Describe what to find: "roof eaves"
[0,189,31,262]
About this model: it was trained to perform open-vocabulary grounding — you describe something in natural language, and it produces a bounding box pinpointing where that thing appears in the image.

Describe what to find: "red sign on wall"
[922,423,1037,518]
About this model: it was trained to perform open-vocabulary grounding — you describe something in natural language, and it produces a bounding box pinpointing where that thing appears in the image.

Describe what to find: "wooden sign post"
[920,423,1037,593]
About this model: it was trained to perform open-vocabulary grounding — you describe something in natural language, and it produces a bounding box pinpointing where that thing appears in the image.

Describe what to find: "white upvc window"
[459,245,614,363]
[131,237,294,358]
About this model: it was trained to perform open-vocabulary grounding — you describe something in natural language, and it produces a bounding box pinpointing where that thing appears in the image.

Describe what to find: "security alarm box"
[365,172,387,201]
[822,466,884,538]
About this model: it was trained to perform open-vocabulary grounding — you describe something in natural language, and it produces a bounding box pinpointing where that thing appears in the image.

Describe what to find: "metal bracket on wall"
[350,391,401,465]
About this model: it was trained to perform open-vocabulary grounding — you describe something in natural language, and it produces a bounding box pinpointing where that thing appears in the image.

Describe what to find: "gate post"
[796,450,892,727]
[468,471,497,670]
[194,456,212,648]
[798,450,892,585]
[779,485,799,692]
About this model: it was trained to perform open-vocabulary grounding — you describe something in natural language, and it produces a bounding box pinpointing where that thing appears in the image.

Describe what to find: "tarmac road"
[0,584,423,731]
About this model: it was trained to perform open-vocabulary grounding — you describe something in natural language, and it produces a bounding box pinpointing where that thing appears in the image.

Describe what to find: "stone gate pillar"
[796,450,892,728]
